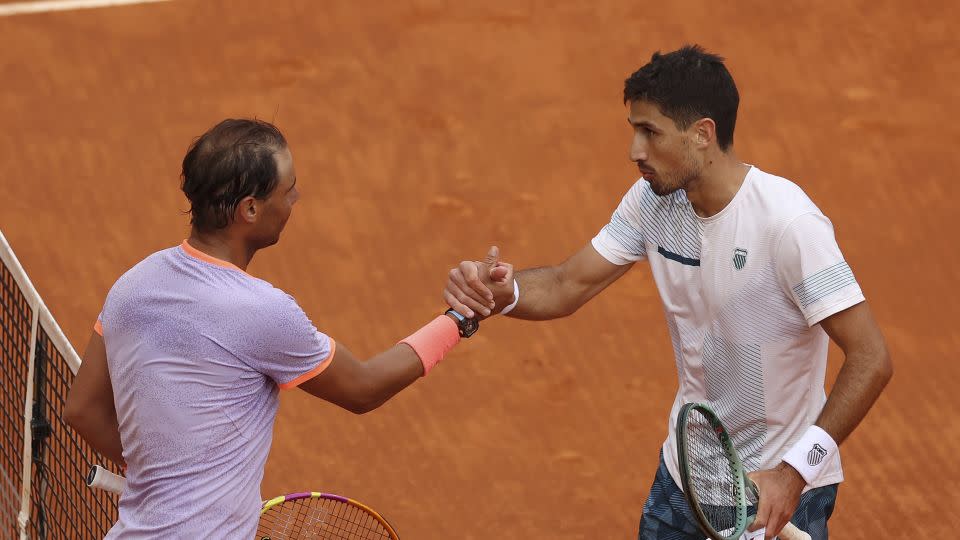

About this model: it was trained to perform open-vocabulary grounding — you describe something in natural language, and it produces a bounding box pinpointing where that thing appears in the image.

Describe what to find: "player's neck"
[186,230,256,271]
[684,153,750,218]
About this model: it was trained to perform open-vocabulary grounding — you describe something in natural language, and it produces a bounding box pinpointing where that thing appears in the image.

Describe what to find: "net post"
[16,306,39,540]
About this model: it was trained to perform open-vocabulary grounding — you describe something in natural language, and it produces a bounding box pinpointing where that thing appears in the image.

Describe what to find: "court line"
[0,0,170,17]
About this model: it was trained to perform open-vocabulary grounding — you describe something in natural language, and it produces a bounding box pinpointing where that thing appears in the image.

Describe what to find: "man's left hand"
[746,461,806,539]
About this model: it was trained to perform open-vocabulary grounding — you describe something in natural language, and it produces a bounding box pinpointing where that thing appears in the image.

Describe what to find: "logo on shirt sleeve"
[733,248,748,270]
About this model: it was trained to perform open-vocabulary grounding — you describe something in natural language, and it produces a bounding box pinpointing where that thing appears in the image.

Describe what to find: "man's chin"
[650,182,678,197]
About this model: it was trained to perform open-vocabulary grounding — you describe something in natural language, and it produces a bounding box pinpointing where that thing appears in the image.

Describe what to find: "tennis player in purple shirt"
[65,119,496,537]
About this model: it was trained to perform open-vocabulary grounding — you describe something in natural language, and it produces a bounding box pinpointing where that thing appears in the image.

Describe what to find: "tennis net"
[0,229,119,539]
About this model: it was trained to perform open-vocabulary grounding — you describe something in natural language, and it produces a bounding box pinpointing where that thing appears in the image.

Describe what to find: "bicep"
[561,242,633,297]
[296,344,366,403]
[819,302,887,358]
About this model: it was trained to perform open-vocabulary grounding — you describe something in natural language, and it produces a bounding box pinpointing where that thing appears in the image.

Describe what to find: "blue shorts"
[638,452,838,540]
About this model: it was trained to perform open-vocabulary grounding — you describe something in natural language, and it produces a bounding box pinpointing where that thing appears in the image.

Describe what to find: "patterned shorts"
[638,452,838,540]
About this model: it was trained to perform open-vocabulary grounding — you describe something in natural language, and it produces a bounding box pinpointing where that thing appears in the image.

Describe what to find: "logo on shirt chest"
[733,248,748,270]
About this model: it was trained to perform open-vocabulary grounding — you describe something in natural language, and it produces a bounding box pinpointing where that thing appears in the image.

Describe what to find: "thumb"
[489,263,510,283]
[482,245,500,266]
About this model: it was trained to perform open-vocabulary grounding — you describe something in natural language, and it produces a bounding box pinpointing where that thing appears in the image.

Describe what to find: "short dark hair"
[181,118,288,232]
[623,45,739,151]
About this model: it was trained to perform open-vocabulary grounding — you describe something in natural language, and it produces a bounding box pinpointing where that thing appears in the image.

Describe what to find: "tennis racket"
[676,403,811,540]
[257,491,399,539]
[87,465,400,539]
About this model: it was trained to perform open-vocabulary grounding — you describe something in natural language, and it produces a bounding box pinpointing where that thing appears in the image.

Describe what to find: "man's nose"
[630,135,647,162]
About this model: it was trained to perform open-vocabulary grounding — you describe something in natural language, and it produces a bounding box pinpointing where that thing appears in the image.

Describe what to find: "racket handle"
[86,464,126,494]
[778,522,811,540]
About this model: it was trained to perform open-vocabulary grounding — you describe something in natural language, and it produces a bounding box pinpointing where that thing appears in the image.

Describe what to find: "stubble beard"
[650,157,702,198]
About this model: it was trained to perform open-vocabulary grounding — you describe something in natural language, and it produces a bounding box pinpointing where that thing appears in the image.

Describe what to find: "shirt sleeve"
[775,212,865,326]
[234,289,336,389]
[591,181,648,265]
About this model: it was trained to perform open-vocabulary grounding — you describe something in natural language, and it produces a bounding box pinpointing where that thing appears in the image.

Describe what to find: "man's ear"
[693,118,716,148]
[235,196,259,224]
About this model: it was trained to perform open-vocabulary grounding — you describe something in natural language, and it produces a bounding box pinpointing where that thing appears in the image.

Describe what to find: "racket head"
[257,491,399,540]
[676,402,753,540]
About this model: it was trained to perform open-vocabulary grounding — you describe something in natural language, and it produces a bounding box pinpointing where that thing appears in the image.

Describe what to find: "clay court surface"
[1,0,957,538]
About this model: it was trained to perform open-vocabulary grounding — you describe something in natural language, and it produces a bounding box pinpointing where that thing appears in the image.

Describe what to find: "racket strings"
[686,408,741,536]
[257,496,393,539]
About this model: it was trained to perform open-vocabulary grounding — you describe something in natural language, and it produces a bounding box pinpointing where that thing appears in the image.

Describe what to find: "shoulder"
[106,247,179,297]
[237,281,310,326]
[743,168,834,247]
[748,167,823,219]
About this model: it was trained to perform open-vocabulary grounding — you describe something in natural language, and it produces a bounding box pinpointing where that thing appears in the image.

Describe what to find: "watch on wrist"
[444,309,479,338]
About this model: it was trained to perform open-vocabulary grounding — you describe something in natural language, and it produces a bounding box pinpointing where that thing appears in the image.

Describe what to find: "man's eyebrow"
[628,118,658,130]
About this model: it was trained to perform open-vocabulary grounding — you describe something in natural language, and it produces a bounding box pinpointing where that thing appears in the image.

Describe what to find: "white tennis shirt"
[592,166,863,490]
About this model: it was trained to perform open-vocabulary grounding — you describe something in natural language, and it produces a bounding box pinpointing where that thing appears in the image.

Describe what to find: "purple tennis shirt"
[96,241,334,538]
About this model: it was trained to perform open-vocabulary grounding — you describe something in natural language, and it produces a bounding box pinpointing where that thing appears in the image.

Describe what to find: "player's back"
[97,242,283,538]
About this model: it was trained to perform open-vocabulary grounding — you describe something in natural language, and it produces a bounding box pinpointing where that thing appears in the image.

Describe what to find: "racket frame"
[676,402,752,540]
[258,491,400,540]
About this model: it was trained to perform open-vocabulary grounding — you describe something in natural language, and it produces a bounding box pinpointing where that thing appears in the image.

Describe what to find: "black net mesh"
[1,237,120,539]
[28,327,120,539]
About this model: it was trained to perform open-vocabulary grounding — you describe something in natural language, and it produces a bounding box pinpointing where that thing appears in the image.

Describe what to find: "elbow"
[556,281,594,319]
[550,293,581,319]
[554,302,579,319]
[860,341,894,393]
[342,377,386,415]
[878,348,894,387]
[345,398,382,415]
[348,404,375,415]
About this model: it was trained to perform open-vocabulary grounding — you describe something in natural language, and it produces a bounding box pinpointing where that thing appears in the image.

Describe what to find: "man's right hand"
[443,246,515,319]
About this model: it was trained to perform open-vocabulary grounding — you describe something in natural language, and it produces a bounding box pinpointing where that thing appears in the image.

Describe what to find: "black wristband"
[444,309,479,338]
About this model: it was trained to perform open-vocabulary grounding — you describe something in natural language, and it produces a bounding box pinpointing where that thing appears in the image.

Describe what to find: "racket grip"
[86,464,126,494]
[778,522,811,540]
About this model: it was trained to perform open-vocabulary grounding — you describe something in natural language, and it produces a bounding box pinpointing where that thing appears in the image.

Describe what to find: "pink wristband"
[399,315,461,375]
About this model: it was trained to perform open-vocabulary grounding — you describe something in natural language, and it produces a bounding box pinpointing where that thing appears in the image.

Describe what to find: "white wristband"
[499,279,520,315]
[781,425,838,486]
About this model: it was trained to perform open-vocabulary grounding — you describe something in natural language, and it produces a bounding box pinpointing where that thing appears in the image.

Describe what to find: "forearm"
[781,302,892,488]
[66,331,124,466]
[759,347,891,531]
[445,243,629,321]
[505,265,603,320]
[353,345,426,412]
[501,267,571,320]
[506,258,629,320]
[306,315,461,413]
[815,346,893,445]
